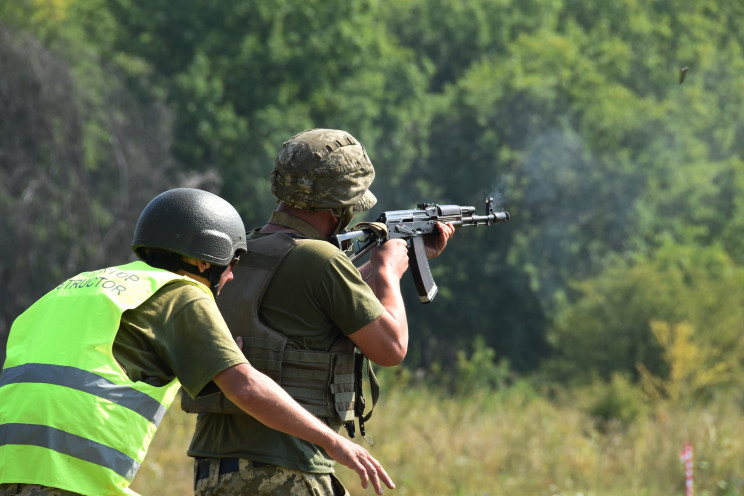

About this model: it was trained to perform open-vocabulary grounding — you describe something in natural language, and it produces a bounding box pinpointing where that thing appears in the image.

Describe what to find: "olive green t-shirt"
[187,237,386,472]
[114,280,247,399]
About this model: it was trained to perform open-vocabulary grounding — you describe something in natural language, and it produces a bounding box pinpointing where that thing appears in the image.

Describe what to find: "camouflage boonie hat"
[271,128,377,214]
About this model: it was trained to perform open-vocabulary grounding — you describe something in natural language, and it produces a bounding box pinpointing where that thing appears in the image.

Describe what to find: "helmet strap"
[203,265,227,297]
[144,250,224,296]
[178,262,225,297]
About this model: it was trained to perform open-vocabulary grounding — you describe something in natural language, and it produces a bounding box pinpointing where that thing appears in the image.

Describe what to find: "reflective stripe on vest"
[0,261,207,495]
[0,423,140,481]
[0,363,168,426]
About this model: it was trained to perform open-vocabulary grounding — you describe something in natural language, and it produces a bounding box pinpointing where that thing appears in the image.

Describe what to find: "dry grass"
[130,406,196,495]
[131,385,744,496]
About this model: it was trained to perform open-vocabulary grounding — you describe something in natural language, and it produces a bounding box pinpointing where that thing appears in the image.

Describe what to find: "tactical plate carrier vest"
[181,233,377,439]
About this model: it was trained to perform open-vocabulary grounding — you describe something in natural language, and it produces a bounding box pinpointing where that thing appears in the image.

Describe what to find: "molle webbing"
[180,233,362,426]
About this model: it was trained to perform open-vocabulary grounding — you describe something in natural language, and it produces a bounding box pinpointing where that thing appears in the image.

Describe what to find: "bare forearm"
[365,265,408,340]
[213,363,395,494]
[351,240,411,365]
[350,263,409,366]
[215,363,335,447]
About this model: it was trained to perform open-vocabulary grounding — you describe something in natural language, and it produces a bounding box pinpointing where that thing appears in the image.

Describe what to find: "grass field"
[131,381,744,496]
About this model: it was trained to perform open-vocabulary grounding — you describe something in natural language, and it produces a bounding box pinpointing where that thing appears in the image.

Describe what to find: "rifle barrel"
[458,211,510,227]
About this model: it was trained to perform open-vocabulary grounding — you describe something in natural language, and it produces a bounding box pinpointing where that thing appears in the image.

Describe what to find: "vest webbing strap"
[0,363,167,426]
[243,336,285,352]
[284,387,328,401]
[282,367,331,381]
[0,423,139,481]
[284,349,337,363]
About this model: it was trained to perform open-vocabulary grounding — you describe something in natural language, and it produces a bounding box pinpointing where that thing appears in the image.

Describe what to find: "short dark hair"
[140,248,185,272]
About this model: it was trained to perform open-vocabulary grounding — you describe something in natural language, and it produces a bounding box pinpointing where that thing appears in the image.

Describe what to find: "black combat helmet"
[132,188,247,266]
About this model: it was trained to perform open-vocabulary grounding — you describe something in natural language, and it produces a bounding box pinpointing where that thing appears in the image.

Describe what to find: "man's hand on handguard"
[325,436,395,495]
[424,222,455,258]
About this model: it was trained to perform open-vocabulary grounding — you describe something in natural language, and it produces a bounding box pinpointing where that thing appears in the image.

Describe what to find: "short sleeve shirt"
[114,281,247,399]
[187,236,385,472]
[259,239,386,347]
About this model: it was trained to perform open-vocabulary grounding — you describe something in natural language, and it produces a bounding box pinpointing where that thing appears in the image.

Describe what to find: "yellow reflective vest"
[0,261,210,496]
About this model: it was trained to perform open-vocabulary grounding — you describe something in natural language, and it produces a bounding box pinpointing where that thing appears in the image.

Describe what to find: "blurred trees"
[3,0,744,390]
[544,243,744,386]
[1,2,200,366]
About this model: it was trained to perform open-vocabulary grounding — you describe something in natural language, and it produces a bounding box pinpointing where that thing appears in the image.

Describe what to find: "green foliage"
[452,335,511,395]
[72,0,434,229]
[0,8,179,366]
[638,321,737,405]
[575,373,648,428]
[5,0,744,384]
[6,7,744,495]
[544,242,744,387]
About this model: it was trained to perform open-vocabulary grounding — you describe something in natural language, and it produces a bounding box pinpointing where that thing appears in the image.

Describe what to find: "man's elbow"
[374,342,407,367]
[351,316,408,366]
[213,363,259,407]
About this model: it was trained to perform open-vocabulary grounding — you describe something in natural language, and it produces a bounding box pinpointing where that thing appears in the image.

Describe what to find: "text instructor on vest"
[0,188,393,496]
[185,129,454,495]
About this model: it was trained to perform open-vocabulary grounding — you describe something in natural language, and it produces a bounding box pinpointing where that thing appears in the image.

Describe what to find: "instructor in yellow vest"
[0,188,393,496]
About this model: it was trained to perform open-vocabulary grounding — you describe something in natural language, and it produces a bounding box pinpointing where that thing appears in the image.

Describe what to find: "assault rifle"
[332,198,510,303]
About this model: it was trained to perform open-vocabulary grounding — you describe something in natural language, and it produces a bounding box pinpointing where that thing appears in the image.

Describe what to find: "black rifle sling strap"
[350,350,379,445]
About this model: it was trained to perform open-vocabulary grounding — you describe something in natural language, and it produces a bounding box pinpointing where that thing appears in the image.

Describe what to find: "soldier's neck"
[262,204,337,240]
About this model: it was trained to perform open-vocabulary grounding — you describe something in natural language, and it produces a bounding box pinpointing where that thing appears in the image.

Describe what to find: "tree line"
[2,0,744,394]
